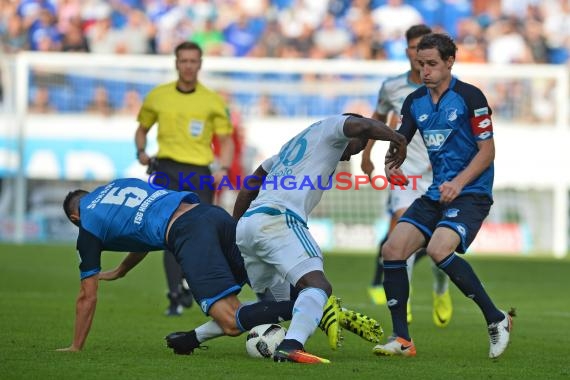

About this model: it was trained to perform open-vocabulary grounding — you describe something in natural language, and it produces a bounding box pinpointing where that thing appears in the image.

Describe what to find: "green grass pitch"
[1,243,568,379]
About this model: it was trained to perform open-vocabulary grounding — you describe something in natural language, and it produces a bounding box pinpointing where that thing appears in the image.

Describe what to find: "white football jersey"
[250,115,351,221]
[376,71,431,180]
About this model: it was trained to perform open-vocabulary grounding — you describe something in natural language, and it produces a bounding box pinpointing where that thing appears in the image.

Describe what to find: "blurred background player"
[135,41,235,316]
[234,113,406,363]
[361,24,452,327]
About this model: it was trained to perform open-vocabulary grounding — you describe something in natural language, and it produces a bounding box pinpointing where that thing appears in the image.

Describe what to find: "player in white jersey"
[360,25,452,328]
[234,113,406,364]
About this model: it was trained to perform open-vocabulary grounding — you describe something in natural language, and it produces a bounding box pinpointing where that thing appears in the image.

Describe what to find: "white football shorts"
[388,174,431,214]
[236,206,323,294]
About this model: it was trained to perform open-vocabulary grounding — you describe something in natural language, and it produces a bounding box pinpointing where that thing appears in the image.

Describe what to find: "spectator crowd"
[1,0,568,123]
[1,0,569,64]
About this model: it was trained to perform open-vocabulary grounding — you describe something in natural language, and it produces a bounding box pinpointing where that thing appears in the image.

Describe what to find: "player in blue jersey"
[373,34,514,359]
[361,24,452,328]
[57,178,295,353]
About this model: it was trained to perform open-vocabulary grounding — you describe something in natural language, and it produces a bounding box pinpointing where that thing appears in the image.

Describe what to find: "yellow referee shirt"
[137,81,232,166]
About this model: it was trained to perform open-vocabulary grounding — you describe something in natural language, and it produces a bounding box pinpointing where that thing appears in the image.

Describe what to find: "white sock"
[406,253,416,285]
[195,320,224,343]
[432,261,449,295]
[405,254,416,307]
[284,287,328,346]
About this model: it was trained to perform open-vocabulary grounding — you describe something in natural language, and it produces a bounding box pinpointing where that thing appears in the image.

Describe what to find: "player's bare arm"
[383,109,414,184]
[135,125,151,166]
[439,138,495,204]
[360,112,390,178]
[385,133,408,169]
[362,111,401,177]
[232,165,267,219]
[361,139,376,178]
[99,252,149,281]
[57,275,99,352]
[344,116,407,168]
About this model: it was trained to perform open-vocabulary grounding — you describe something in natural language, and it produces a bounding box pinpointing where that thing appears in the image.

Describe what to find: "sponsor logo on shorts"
[445,208,460,218]
[200,300,208,313]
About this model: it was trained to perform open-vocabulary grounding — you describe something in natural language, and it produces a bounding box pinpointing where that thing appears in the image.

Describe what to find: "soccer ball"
[245,323,287,358]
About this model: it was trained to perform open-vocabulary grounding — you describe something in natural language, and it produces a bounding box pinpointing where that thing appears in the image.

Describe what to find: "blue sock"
[437,253,503,324]
[235,300,294,331]
[383,260,410,340]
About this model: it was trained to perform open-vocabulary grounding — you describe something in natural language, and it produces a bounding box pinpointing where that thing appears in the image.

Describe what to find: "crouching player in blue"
[375,33,514,359]
[58,178,296,353]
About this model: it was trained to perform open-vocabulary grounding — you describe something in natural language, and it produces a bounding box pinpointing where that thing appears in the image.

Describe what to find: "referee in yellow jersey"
[135,41,235,316]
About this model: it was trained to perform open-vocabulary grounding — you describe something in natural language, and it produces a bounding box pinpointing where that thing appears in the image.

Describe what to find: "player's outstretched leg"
[318,295,343,350]
[436,253,513,357]
[339,307,384,344]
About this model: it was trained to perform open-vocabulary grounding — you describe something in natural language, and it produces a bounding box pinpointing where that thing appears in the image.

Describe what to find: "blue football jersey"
[398,77,494,200]
[76,178,199,279]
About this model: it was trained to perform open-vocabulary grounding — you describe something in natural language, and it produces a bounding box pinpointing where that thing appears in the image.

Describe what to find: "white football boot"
[488,310,513,358]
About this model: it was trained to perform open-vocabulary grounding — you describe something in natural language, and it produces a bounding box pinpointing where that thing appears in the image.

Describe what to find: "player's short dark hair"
[175,41,203,58]
[417,33,457,60]
[63,189,88,226]
[342,112,363,118]
[406,24,432,42]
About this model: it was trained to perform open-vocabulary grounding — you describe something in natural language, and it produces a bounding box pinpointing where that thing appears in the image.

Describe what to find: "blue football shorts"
[167,203,248,315]
[399,193,493,253]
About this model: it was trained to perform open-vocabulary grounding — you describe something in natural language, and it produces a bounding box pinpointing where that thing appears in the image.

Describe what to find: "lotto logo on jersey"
[422,129,452,151]
[470,114,493,140]
[476,118,491,129]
